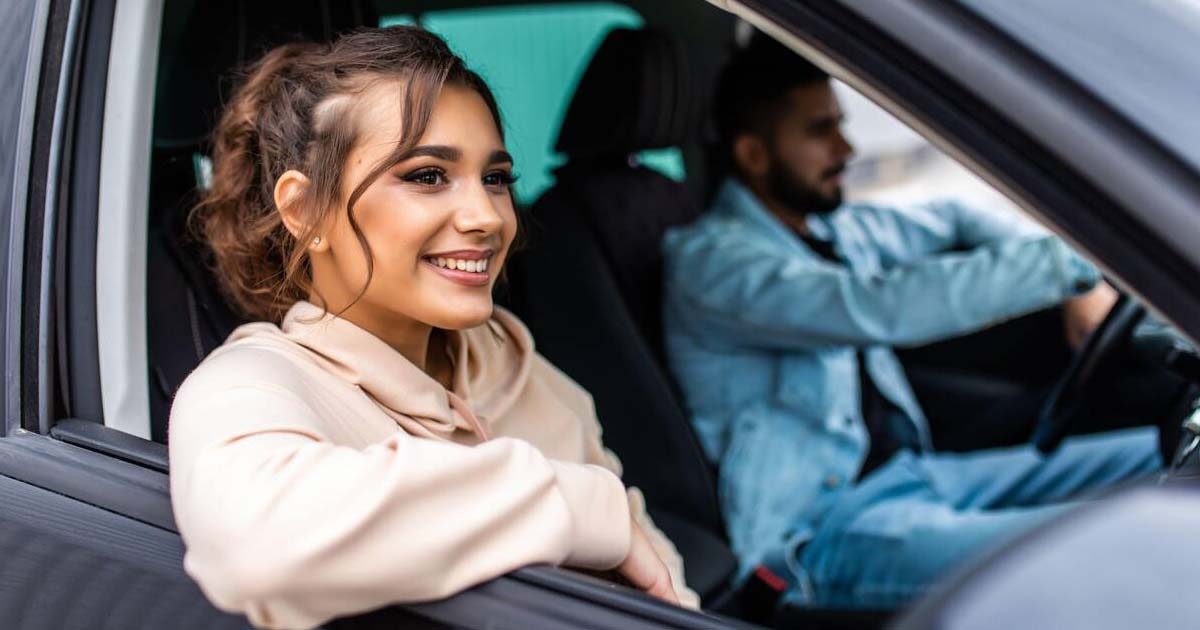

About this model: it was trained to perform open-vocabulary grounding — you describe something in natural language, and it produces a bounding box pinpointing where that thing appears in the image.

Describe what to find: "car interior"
[134,0,1200,627]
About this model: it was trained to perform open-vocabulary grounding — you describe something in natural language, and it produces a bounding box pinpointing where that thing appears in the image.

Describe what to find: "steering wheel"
[1032,292,1146,454]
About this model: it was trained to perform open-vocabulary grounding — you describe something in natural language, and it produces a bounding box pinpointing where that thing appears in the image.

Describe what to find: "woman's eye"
[404,169,448,186]
[483,170,519,188]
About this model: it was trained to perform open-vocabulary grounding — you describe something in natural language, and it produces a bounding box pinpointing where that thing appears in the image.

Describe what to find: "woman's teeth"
[431,257,489,273]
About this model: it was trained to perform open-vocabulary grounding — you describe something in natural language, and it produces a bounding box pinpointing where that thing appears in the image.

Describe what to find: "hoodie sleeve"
[169,372,632,630]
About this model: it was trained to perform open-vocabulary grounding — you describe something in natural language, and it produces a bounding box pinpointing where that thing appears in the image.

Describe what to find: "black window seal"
[59,0,112,429]
[26,0,84,437]
[36,0,168,475]
[3,0,54,438]
[50,417,167,472]
[400,565,762,630]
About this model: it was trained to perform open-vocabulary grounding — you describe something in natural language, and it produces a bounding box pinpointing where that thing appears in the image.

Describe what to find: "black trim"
[22,0,70,435]
[0,430,173,530]
[511,566,751,629]
[63,0,112,425]
[48,0,76,423]
[1,0,45,438]
[735,0,1200,346]
[403,565,762,630]
[51,417,168,472]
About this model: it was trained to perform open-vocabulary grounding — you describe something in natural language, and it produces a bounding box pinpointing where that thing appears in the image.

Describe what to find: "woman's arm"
[170,380,632,630]
[580,407,699,609]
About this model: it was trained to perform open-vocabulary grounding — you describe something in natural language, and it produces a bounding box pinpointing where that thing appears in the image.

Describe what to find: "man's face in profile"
[762,81,855,216]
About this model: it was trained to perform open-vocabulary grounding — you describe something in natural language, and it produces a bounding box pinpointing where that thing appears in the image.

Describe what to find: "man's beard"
[766,159,845,217]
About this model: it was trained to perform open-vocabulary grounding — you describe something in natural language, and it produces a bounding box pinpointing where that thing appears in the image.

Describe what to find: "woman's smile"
[422,248,494,287]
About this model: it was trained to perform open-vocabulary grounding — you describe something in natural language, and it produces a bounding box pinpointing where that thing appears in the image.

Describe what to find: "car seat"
[146,0,376,442]
[504,28,898,627]
[501,26,743,605]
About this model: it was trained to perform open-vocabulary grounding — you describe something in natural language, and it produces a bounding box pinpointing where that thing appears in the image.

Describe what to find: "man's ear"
[732,134,770,180]
[274,170,326,250]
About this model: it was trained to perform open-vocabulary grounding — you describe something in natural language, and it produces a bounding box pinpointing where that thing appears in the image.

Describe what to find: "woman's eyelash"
[486,171,519,186]
[401,168,518,187]
[402,168,447,185]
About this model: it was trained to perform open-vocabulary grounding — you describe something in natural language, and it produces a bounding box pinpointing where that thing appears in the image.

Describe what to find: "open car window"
[381,3,686,203]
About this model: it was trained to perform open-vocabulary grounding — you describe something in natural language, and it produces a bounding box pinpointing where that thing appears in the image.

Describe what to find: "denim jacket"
[661,179,1100,577]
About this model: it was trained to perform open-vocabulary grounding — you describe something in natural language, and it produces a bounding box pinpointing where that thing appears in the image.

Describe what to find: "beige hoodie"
[169,301,698,629]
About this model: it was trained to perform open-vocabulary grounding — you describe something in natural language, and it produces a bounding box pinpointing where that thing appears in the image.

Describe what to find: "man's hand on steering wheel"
[1063,281,1120,349]
[1035,289,1146,454]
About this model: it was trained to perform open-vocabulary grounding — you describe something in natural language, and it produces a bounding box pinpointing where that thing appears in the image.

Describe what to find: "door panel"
[0,474,248,630]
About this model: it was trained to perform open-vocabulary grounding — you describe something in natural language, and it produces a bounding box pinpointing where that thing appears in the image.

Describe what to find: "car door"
[0,0,248,627]
[0,1,247,627]
[0,1,761,628]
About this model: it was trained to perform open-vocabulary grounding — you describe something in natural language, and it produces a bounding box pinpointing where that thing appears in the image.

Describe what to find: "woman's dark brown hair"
[193,26,505,323]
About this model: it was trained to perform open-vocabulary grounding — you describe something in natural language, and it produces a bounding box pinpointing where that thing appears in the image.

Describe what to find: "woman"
[169,26,697,629]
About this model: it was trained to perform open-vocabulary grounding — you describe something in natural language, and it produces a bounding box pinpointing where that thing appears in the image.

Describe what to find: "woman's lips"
[422,257,491,287]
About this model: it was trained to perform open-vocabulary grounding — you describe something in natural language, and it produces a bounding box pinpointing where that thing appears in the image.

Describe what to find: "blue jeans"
[786,427,1161,609]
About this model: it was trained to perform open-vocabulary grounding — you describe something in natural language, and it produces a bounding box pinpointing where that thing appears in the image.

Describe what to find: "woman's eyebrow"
[407,145,461,161]
[488,150,514,165]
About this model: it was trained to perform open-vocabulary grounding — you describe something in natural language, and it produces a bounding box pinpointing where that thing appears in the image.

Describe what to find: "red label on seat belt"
[753,565,789,592]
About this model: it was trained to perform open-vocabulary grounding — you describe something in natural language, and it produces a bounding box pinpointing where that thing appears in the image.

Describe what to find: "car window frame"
[0,0,175,521]
[56,0,111,435]
[2,0,52,439]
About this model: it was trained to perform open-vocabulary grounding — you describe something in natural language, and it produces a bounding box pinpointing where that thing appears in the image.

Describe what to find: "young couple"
[171,26,1159,630]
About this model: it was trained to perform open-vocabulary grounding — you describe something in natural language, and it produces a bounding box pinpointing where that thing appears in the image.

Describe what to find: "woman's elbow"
[181,525,302,617]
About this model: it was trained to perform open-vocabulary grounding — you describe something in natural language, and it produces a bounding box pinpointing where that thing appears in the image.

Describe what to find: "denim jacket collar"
[713,178,838,253]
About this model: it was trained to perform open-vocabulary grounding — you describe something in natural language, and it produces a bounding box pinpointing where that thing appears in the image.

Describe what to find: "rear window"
[382,3,686,203]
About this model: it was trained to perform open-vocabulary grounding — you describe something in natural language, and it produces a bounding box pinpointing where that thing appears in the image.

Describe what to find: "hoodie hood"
[224,301,535,444]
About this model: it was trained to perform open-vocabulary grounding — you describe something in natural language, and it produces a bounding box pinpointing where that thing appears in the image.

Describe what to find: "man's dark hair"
[713,35,829,146]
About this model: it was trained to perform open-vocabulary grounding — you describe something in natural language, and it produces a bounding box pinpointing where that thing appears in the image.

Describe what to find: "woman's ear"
[732,134,769,180]
[274,170,327,251]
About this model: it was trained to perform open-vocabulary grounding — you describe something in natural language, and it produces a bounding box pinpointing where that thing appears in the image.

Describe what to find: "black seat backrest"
[147,0,376,442]
[504,28,721,537]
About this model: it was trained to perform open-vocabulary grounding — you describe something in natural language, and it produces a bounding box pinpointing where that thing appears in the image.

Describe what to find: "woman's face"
[310,83,518,336]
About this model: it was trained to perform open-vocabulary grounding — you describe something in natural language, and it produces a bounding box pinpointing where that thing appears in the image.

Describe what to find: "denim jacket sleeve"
[665,231,1099,350]
[849,200,1047,266]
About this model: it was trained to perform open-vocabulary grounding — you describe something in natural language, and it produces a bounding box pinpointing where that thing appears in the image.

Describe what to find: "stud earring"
[312,236,322,246]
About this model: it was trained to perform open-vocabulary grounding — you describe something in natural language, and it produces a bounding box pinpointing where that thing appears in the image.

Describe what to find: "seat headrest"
[555,28,695,160]
[154,0,376,148]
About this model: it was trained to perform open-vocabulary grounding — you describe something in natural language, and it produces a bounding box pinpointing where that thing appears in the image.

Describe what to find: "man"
[661,37,1160,609]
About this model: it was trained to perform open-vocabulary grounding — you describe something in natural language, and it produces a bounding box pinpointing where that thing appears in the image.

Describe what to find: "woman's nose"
[454,185,506,235]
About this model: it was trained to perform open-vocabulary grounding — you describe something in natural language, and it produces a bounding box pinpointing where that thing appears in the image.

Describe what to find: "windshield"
[959,0,1200,171]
